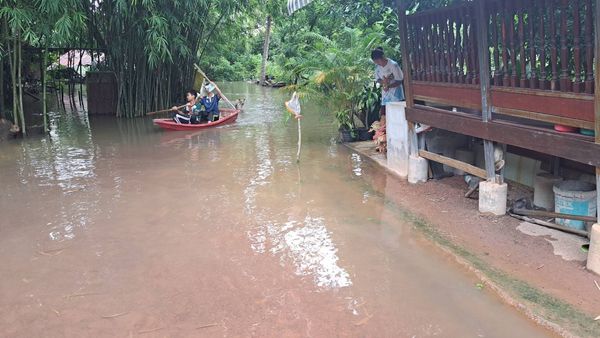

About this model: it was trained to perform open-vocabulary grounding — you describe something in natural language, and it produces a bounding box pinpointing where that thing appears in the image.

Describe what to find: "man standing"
[371,47,404,116]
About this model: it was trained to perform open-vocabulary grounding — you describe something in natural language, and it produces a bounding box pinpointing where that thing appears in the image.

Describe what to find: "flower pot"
[355,127,374,141]
[339,129,356,142]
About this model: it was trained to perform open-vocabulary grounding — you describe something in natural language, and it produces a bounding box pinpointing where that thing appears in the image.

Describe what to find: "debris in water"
[476,283,485,290]
[196,323,218,329]
[138,327,165,334]
[594,280,600,292]
[65,292,101,299]
[595,315,600,321]
[354,314,373,326]
[101,312,129,319]
[37,249,64,257]
[536,264,544,270]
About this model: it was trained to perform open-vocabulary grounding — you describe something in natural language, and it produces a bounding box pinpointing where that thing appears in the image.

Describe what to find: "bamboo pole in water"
[8,30,18,128]
[17,33,25,134]
[296,118,302,163]
[42,47,48,133]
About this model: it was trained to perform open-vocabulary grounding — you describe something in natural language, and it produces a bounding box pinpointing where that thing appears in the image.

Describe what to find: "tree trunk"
[260,15,272,86]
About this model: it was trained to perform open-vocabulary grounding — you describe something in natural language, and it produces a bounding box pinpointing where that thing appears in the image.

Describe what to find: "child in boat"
[171,89,201,124]
[199,82,222,122]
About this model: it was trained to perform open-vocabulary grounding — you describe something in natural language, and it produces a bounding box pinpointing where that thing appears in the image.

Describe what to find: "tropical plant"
[356,83,382,127]
[284,27,384,130]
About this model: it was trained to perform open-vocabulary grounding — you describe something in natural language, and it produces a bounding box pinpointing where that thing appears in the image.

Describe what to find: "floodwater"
[0,83,553,337]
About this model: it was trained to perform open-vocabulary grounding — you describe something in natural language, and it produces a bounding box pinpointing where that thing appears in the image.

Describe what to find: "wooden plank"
[491,88,594,122]
[406,105,600,166]
[492,84,594,100]
[413,81,594,123]
[492,106,595,130]
[419,150,488,179]
[413,82,481,109]
[413,95,479,110]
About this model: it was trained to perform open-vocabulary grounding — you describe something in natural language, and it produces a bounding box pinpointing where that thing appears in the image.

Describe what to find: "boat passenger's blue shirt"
[201,95,220,113]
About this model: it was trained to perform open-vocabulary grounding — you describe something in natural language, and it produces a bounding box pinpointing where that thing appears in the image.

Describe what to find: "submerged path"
[0,83,553,337]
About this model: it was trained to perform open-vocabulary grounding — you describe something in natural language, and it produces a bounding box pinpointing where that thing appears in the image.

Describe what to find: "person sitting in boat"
[199,82,222,122]
[171,89,201,124]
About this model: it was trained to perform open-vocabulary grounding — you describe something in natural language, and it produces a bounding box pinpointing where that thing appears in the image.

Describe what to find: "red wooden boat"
[153,108,240,131]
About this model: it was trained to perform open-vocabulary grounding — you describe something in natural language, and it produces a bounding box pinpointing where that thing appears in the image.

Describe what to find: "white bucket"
[553,180,597,230]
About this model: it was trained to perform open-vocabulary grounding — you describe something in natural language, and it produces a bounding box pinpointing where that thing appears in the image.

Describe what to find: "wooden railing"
[406,0,597,129]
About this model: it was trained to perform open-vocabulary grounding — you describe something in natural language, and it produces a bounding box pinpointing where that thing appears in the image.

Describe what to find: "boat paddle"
[147,104,186,116]
[193,64,237,110]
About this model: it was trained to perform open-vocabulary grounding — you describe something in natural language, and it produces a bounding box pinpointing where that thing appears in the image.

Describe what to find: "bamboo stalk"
[296,118,302,163]
[42,46,48,133]
[17,33,25,135]
[9,29,18,128]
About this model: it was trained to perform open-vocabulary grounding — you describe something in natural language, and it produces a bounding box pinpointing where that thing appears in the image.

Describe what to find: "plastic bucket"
[553,180,597,230]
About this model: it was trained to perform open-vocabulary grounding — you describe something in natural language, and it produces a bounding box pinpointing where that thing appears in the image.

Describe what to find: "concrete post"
[478,181,508,216]
[587,224,600,275]
[408,154,428,184]
[386,102,410,178]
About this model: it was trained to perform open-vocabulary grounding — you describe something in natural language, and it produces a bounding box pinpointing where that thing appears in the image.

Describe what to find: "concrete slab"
[517,222,588,262]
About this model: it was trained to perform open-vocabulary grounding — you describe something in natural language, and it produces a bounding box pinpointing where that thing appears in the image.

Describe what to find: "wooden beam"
[594,0,600,223]
[492,106,595,130]
[397,1,414,108]
[475,0,497,180]
[419,150,488,179]
[406,105,600,167]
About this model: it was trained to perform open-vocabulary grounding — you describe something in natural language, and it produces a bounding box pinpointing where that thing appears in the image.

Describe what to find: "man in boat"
[199,82,223,123]
[171,89,201,124]
[371,47,404,117]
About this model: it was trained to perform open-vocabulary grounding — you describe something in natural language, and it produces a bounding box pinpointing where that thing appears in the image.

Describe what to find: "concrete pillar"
[386,102,410,178]
[587,224,600,275]
[408,154,428,184]
[478,181,508,215]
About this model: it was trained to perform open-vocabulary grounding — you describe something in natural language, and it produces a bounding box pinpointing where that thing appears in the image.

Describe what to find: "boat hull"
[153,109,239,131]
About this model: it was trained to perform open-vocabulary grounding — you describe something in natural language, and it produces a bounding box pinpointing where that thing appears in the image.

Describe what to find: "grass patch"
[384,199,600,338]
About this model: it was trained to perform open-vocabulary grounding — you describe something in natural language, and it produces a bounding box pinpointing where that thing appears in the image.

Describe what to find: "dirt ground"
[347,141,600,319]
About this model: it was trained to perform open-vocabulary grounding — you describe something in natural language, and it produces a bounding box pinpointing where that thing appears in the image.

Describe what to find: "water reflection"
[243,128,352,290]
[271,216,352,289]
[15,111,100,241]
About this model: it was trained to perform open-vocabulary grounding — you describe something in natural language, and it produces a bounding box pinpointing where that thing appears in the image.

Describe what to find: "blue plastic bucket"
[553,180,597,230]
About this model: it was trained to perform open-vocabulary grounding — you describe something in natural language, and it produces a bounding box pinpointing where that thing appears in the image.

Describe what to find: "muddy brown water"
[0,83,554,337]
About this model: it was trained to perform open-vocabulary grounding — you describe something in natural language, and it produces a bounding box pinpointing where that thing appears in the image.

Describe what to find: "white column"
[386,102,410,178]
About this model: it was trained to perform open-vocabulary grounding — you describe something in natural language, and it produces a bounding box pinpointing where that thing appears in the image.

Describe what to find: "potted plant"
[355,83,382,141]
[336,109,356,142]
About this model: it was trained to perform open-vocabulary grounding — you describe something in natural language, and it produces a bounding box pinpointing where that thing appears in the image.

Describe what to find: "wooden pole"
[475,0,497,182]
[594,0,600,223]
[397,1,413,109]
